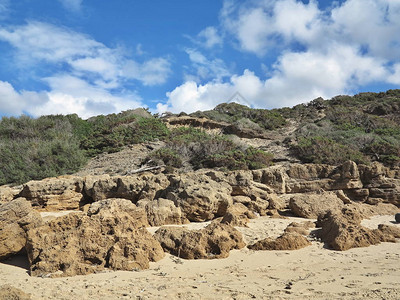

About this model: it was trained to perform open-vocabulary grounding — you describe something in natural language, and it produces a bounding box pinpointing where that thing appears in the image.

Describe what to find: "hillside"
[1,89,400,185]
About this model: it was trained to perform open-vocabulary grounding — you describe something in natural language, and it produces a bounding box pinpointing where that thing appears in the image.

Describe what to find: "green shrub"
[291,136,368,165]
[150,127,274,171]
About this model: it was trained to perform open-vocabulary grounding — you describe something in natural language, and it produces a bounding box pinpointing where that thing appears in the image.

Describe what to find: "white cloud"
[0,77,141,118]
[0,21,171,117]
[197,27,223,48]
[184,48,231,82]
[58,0,83,12]
[123,57,171,86]
[159,0,397,114]
[0,21,171,86]
[0,0,9,19]
[159,44,391,114]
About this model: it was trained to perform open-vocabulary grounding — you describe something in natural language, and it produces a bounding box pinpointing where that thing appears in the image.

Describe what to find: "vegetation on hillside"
[1,89,399,185]
[287,90,400,167]
[148,127,273,172]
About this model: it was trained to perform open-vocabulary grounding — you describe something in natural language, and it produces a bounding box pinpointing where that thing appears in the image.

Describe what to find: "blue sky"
[0,0,399,118]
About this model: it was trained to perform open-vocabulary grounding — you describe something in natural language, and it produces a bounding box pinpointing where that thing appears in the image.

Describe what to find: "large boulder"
[248,232,311,251]
[20,176,84,211]
[116,173,170,203]
[165,174,233,222]
[26,199,164,277]
[289,191,344,219]
[316,207,398,251]
[0,198,43,260]
[154,222,245,259]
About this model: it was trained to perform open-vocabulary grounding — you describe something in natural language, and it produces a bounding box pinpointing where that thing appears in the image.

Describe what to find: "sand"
[1,215,399,299]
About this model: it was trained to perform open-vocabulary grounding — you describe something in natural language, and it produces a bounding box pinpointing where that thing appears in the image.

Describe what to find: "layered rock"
[19,176,84,211]
[0,198,43,260]
[154,222,245,259]
[26,199,164,277]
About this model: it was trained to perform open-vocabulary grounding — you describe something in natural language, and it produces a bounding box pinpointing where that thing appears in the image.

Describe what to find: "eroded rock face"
[20,176,84,211]
[0,185,22,205]
[165,174,233,222]
[154,222,245,259]
[0,285,31,300]
[26,199,163,277]
[289,192,344,219]
[138,198,189,226]
[316,207,393,251]
[220,203,256,227]
[0,198,43,260]
[248,232,311,251]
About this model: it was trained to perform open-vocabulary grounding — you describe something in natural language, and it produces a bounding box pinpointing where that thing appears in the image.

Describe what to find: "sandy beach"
[1,214,399,300]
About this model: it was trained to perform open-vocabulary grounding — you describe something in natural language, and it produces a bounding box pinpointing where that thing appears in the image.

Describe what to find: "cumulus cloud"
[158,0,400,113]
[0,77,141,119]
[0,21,171,117]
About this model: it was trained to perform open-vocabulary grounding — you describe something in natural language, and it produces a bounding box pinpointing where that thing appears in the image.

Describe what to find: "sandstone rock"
[284,221,315,236]
[166,174,233,222]
[231,195,269,216]
[289,192,344,219]
[0,285,31,300]
[116,173,169,203]
[138,198,189,226]
[83,175,118,202]
[26,199,163,277]
[220,203,256,227]
[154,222,245,259]
[378,224,400,239]
[0,185,22,204]
[248,232,311,250]
[20,176,84,211]
[317,207,386,251]
[343,189,369,202]
[253,166,287,194]
[0,198,43,260]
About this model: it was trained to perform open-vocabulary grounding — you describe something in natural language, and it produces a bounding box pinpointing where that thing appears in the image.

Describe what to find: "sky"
[0,0,399,118]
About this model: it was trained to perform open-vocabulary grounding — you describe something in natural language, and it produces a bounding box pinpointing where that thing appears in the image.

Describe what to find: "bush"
[0,115,87,185]
[150,127,274,171]
[291,136,368,165]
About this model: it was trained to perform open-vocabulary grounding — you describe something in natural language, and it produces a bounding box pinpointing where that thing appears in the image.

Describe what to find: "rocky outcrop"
[0,185,22,205]
[154,222,245,259]
[0,198,43,260]
[26,199,164,277]
[316,207,399,251]
[10,160,400,226]
[289,191,345,219]
[0,285,31,300]
[220,203,256,227]
[138,198,189,226]
[378,224,400,238]
[19,176,84,211]
[248,232,311,251]
[162,173,233,222]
